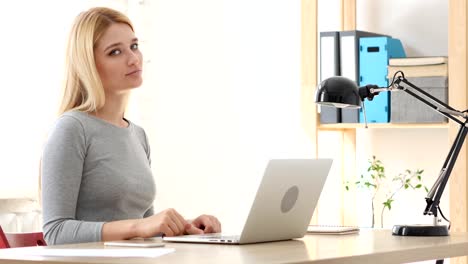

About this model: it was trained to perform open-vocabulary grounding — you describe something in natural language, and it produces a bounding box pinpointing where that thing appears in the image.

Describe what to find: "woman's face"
[94,23,143,94]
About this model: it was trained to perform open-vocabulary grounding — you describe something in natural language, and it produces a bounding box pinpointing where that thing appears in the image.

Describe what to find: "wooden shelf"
[318,122,449,130]
[303,0,468,249]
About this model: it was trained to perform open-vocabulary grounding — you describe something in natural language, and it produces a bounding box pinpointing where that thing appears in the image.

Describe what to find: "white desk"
[0,230,468,263]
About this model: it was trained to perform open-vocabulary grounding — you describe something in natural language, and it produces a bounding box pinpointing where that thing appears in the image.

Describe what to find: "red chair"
[0,226,9,249]
[0,225,46,248]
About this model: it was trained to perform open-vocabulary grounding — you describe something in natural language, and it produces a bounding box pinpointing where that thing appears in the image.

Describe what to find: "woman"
[41,7,221,245]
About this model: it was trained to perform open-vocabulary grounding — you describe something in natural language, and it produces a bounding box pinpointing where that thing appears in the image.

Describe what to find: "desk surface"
[1,229,468,264]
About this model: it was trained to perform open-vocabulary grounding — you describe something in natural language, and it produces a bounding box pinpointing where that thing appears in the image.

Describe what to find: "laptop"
[163,158,333,244]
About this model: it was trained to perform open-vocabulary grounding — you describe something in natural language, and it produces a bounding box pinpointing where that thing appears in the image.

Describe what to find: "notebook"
[163,159,333,244]
[307,225,360,235]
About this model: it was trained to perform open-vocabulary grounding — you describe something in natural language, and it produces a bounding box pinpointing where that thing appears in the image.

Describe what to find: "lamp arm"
[426,168,446,199]
[424,123,468,217]
[394,77,468,218]
[366,77,467,125]
[397,78,467,125]
[397,78,458,112]
[362,75,468,220]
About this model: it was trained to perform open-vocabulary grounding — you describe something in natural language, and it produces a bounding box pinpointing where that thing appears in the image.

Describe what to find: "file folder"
[339,30,387,123]
[319,31,341,123]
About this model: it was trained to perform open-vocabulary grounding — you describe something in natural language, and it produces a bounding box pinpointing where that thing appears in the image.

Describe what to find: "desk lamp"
[315,71,468,236]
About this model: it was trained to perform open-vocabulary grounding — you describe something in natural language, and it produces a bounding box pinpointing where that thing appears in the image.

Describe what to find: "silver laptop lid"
[238,159,332,244]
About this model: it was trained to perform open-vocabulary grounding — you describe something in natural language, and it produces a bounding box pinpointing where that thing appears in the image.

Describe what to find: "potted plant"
[346,156,428,228]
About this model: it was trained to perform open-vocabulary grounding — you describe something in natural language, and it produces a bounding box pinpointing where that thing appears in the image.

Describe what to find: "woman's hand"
[135,208,190,237]
[186,214,222,234]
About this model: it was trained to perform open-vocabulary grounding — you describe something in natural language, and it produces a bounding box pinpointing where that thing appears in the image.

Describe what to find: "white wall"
[357,0,448,57]
[129,0,310,233]
[356,128,449,227]
[0,0,127,199]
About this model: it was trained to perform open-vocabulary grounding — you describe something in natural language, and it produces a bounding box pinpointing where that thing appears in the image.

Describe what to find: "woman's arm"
[102,208,195,240]
[42,116,102,245]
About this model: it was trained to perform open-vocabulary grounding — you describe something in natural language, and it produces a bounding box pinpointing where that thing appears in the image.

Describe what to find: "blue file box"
[359,37,406,123]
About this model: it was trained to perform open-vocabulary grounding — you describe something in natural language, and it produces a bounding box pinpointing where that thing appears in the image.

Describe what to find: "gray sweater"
[41,111,155,245]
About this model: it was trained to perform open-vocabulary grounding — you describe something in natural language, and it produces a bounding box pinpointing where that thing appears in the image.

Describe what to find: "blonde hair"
[39,8,134,205]
[58,7,134,115]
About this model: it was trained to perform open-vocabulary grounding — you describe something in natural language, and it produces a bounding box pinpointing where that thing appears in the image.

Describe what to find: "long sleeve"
[41,116,104,245]
[142,127,154,219]
[42,111,155,245]
[144,206,154,217]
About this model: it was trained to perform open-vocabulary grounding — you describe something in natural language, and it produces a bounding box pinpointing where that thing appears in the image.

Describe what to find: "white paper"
[0,247,175,258]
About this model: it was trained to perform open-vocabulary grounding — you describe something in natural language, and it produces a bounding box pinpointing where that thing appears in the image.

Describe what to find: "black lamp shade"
[315,76,361,109]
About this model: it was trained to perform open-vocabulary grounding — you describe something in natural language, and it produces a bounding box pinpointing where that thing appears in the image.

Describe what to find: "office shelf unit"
[301,2,468,263]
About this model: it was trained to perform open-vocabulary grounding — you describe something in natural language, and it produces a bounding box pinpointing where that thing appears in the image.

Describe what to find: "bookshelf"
[302,2,468,263]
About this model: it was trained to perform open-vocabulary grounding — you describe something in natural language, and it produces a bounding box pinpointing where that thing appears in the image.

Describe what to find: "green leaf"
[404,184,409,189]
[415,184,422,188]
[345,186,349,191]
[383,199,394,210]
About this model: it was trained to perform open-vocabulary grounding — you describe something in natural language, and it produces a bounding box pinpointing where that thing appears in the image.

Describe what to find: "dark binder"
[319,31,341,124]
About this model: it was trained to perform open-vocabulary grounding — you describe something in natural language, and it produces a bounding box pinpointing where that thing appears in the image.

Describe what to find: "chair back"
[5,232,46,248]
[0,226,9,248]
[0,225,46,248]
